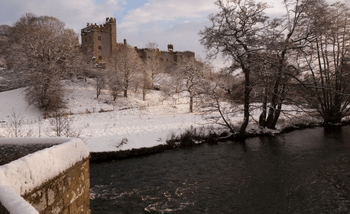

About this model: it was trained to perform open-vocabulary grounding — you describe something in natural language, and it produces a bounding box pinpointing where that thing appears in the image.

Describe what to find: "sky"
[0,0,344,68]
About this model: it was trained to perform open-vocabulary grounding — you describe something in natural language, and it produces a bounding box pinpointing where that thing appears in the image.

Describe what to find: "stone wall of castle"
[81,17,117,63]
[81,17,196,69]
[135,44,195,72]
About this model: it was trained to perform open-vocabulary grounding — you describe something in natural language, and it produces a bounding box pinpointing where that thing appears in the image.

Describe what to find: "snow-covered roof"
[0,138,90,214]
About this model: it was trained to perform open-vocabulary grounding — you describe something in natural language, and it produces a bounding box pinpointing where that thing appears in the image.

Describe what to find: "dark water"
[90,127,350,214]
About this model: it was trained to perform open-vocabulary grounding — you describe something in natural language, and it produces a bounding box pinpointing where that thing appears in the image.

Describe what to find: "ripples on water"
[90,127,350,213]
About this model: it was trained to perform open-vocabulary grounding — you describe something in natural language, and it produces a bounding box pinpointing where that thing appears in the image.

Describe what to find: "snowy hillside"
[0,79,311,152]
[0,79,213,152]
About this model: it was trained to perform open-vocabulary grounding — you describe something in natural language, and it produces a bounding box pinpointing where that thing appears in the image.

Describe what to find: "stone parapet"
[23,158,90,214]
[0,138,90,214]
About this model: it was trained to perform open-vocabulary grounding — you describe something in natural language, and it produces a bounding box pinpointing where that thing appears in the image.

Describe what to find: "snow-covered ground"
[0,80,212,152]
[0,79,309,152]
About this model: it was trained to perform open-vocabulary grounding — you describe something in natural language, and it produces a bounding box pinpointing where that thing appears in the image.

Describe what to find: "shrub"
[166,126,221,148]
[204,131,218,145]
[166,132,179,147]
[117,137,128,148]
[179,130,195,148]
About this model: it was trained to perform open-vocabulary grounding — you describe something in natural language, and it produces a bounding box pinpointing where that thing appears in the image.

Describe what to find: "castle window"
[160,58,163,61]
[98,36,101,40]
[99,56,102,60]
[166,58,168,62]
[98,46,102,50]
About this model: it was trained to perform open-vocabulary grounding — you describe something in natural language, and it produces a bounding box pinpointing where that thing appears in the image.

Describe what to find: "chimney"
[168,44,174,52]
[124,39,127,45]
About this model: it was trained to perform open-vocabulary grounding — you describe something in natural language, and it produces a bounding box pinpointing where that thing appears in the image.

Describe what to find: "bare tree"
[201,82,242,134]
[254,0,316,129]
[49,111,83,137]
[145,42,163,87]
[105,51,123,101]
[8,13,81,112]
[200,0,270,135]
[113,44,143,97]
[107,75,123,101]
[140,66,152,101]
[163,59,212,113]
[4,110,24,137]
[136,42,163,101]
[293,1,350,124]
[50,111,67,137]
[94,69,106,98]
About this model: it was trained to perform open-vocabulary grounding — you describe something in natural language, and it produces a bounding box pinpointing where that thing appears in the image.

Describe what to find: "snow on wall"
[0,138,90,214]
[0,137,70,146]
[0,179,39,214]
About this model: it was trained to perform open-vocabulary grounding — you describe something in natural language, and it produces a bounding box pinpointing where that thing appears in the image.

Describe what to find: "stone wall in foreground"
[22,158,90,214]
[0,201,10,214]
[0,138,90,214]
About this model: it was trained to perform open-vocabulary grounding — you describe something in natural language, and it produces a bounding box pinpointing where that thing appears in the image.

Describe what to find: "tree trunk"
[266,76,281,129]
[96,88,100,98]
[189,96,193,113]
[259,86,267,127]
[239,68,250,135]
[323,109,342,124]
[124,78,129,98]
[270,103,282,129]
[269,83,285,129]
[332,67,342,123]
[124,89,128,98]
[143,89,146,101]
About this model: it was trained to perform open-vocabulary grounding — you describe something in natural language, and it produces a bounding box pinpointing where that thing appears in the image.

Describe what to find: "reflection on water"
[90,127,350,213]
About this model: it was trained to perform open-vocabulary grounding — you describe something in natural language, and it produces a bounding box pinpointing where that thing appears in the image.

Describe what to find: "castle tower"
[109,17,117,54]
[81,17,117,64]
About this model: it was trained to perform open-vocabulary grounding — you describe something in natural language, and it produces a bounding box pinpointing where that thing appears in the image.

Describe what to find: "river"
[90,126,350,213]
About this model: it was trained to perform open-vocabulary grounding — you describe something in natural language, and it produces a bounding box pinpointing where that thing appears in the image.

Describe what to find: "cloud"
[0,0,122,34]
[119,0,218,32]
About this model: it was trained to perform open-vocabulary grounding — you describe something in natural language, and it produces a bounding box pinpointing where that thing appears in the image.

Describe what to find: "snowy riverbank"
[0,79,313,153]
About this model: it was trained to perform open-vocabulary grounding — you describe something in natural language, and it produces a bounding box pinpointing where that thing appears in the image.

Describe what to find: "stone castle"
[81,17,195,70]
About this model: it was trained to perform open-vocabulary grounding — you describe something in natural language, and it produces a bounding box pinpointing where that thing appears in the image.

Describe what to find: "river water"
[90,127,350,213]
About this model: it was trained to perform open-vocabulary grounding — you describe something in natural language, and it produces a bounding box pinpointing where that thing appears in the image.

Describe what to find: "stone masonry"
[81,17,117,63]
[22,158,90,214]
[81,17,195,69]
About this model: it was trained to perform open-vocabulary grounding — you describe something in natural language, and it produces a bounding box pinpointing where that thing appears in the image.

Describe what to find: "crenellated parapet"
[81,17,116,36]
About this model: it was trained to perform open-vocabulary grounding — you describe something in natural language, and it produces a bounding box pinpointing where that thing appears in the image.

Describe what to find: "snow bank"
[0,138,90,213]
